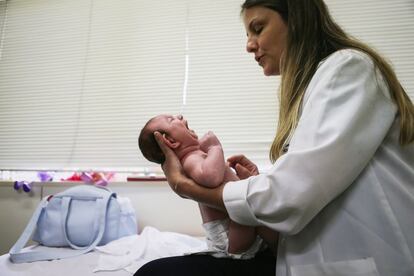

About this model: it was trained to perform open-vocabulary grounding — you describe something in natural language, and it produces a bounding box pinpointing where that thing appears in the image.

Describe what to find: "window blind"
[0,0,412,173]
[325,0,414,98]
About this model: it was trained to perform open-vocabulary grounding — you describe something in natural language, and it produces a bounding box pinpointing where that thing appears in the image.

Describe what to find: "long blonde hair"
[242,0,414,163]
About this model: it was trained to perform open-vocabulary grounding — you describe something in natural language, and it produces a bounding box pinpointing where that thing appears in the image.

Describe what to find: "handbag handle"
[9,198,48,262]
[9,191,114,263]
[61,193,111,250]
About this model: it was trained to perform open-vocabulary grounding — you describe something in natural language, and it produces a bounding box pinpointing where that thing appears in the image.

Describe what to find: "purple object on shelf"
[80,172,94,184]
[37,171,53,182]
[22,182,32,192]
[95,179,108,186]
[13,181,22,190]
[14,181,32,192]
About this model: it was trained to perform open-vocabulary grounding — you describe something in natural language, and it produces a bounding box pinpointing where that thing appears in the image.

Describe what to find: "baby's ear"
[162,133,181,149]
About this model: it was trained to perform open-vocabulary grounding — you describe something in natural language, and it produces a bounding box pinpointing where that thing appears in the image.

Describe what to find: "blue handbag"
[9,185,137,263]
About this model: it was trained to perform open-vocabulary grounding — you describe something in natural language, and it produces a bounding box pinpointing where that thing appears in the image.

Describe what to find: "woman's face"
[243,6,288,76]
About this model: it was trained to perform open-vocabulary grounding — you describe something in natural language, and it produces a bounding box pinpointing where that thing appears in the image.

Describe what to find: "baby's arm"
[184,131,226,188]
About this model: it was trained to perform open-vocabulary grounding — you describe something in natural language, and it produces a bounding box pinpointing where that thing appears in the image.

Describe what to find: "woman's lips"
[255,55,263,61]
[256,55,264,66]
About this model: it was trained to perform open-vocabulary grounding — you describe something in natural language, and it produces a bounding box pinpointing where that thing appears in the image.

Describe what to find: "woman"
[136,0,414,275]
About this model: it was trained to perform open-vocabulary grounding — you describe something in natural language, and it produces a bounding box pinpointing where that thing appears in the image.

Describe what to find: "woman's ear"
[162,133,181,149]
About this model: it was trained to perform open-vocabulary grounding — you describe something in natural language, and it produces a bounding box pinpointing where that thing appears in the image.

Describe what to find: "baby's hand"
[199,131,222,152]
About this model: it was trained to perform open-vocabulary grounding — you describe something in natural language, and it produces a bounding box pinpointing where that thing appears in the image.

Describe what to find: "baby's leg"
[227,220,256,254]
[198,203,227,223]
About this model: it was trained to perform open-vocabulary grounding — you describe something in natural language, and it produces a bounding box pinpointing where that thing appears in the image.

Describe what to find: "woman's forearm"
[180,177,226,211]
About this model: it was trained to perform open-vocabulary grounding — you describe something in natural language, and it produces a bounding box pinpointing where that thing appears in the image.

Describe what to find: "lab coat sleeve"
[223,50,398,235]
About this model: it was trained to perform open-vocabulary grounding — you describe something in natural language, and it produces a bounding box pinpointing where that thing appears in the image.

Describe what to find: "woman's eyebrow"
[246,18,262,36]
[248,18,260,30]
[246,19,255,36]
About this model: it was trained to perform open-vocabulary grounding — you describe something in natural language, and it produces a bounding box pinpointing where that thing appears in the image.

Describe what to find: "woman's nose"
[176,114,183,120]
[246,38,257,53]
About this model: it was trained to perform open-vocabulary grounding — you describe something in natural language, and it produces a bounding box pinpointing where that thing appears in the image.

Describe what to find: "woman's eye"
[253,25,263,34]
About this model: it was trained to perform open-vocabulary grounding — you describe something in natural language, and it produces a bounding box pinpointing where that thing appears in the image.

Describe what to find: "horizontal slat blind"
[0,0,412,173]
[326,0,414,100]
[0,0,91,170]
[176,0,278,171]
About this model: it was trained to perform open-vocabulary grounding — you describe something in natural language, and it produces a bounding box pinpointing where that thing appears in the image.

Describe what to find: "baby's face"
[149,114,198,145]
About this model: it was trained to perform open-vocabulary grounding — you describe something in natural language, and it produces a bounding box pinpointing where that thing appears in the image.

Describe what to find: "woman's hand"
[227,155,259,179]
[153,131,191,197]
[154,131,226,210]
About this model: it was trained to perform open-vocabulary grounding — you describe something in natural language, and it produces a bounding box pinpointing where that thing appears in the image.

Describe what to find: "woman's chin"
[263,67,279,76]
[263,69,273,76]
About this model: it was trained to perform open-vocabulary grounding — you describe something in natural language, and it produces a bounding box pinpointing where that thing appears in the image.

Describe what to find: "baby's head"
[138,114,198,164]
[139,116,165,164]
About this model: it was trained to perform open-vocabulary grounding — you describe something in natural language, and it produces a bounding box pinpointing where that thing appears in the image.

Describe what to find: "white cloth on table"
[93,226,207,274]
[0,245,130,276]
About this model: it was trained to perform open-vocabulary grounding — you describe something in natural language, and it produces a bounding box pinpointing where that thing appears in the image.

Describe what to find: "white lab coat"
[223,49,414,276]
